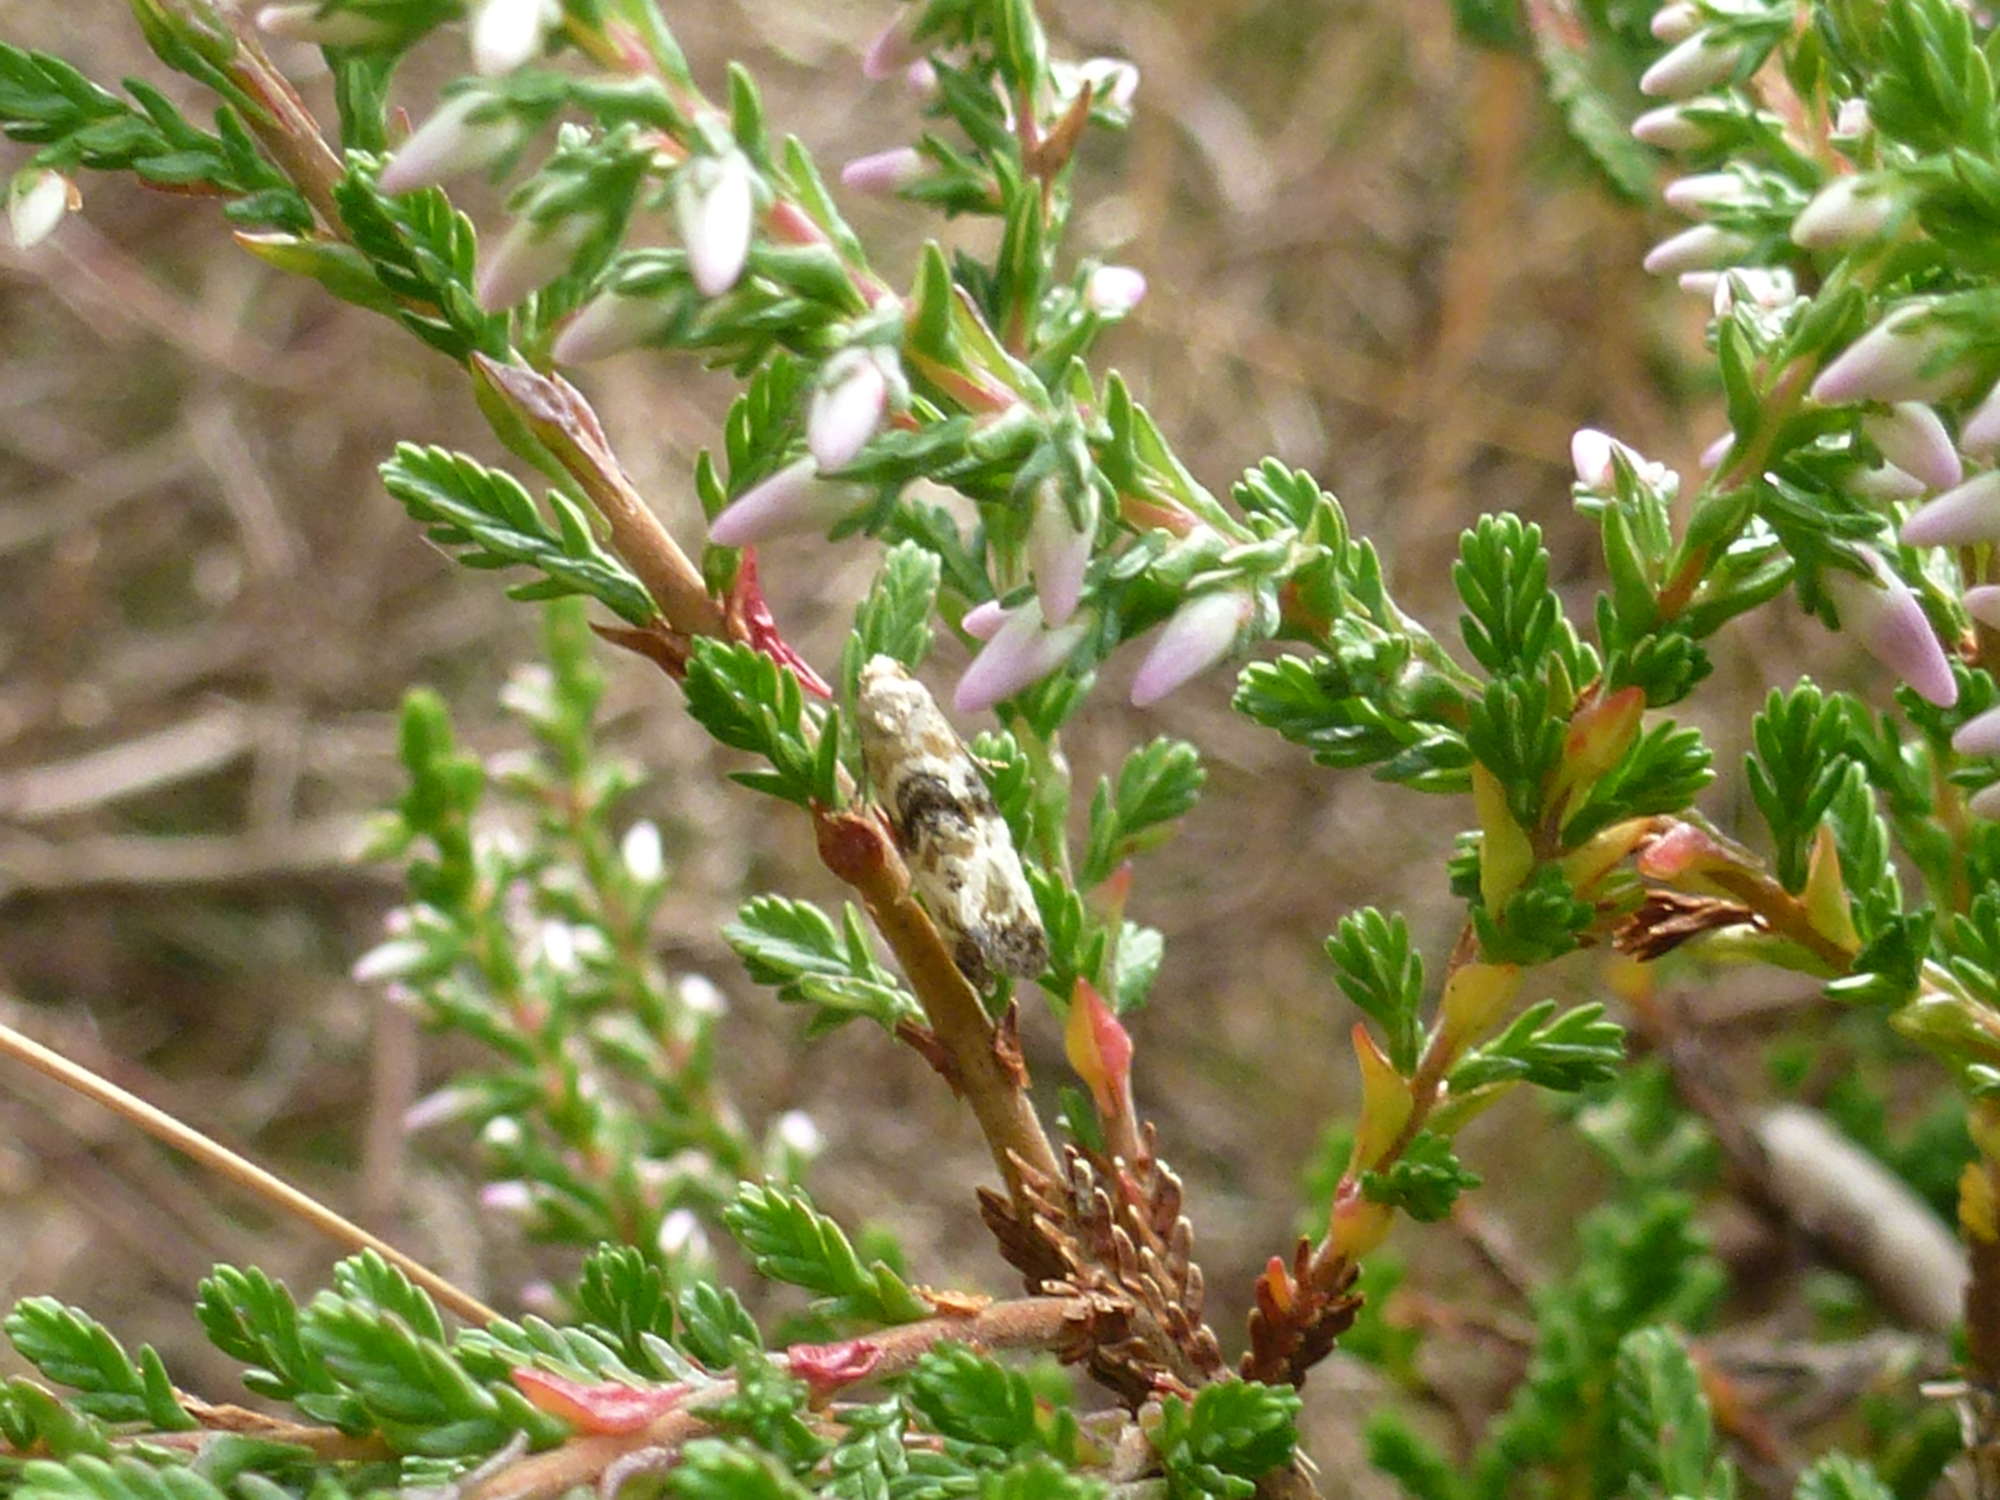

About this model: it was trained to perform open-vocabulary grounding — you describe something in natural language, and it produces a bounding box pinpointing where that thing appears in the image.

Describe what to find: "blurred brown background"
[0,0,1865,1486]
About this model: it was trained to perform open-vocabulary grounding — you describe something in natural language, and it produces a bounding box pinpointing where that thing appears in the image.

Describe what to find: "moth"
[854,655,1049,987]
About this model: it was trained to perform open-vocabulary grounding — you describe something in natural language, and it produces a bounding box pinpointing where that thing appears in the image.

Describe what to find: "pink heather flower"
[1029,479,1098,627]
[961,599,1010,641]
[1967,585,2000,630]
[808,348,893,470]
[470,0,557,75]
[1571,428,1617,488]
[840,146,924,196]
[1084,264,1148,317]
[1955,705,2000,757]
[1901,471,2000,548]
[552,287,683,364]
[1850,463,1925,503]
[709,458,853,546]
[1077,57,1141,112]
[1974,781,2000,820]
[475,211,594,309]
[1711,266,1797,316]
[402,1085,482,1133]
[255,3,396,45]
[675,151,756,297]
[8,169,73,250]
[1641,30,1746,99]
[862,16,918,80]
[1822,554,1958,707]
[955,602,1088,714]
[1964,382,2000,459]
[380,92,518,195]
[1863,402,1961,491]
[904,59,940,98]
[480,1181,535,1216]
[1651,2,1699,41]
[1642,223,1754,276]
[1131,588,1254,708]
[1632,104,1710,151]
[1811,302,1967,406]
[1791,174,1902,250]
[1831,98,1872,141]
[1698,432,1733,471]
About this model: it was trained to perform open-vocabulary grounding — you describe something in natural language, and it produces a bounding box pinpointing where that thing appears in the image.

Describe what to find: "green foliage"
[905,1346,1043,1457]
[1611,1328,1735,1499]
[1448,1001,1625,1093]
[1747,682,1854,892]
[1232,652,1471,794]
[1360,1133,1482,1223]
[1454,516,1588,682]
[195,1267,365,1432]
[722,1183,929,1324]
[726,895,922,1034]
[1153,1382,1303,1500]
[1324,909,1425,1074]
[572,1247,678,1376]
[2,1302,192,1432]
[379,444,659,624]
[1793,1455,1895,1500]
[1079,738,1205,887]
[8,1457,231,1500]
[683,638,838,806]
[333,174,506,360]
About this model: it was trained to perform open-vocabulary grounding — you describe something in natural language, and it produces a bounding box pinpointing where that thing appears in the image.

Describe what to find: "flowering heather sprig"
[1130,588,1254,708]
[954,599,1088,714]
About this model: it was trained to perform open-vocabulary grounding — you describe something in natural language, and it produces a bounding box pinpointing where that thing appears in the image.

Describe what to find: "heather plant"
[11,0,2000,1496]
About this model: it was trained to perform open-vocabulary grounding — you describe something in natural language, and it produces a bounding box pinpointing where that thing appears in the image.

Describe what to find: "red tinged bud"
[509,1367,685,1434]
[1064,978,1134,1119]
[787,1337,883,1393]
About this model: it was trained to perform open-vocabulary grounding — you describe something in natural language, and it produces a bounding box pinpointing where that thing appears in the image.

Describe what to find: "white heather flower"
[470,0,557,75]
[1084,264,1148,317]
[552,286,686,363]
[1821,554,1957,707]
[480,1181,534,1216]
[1632,103,1711,151]
[1791,174,1903,250]
[1678,270,1723,300]
[622,820,665,884]
[1651,1,1700,41]
[1641,29,1747,99]
[1810,301,1967,405]
[1902,471,2000,548]
[1967,382,2000,459]
[536,920,579,974]
[380,92,520,194]
[403,1086,482,1133]
[1130,589,1255,708]
[1028,477,1097,627]
[1711,266,1797,316]
[1077,57,1141,112]
[676,974,729,1017]
[255,3,397,45]
[481,1115,525,1152]
[675,151,756,297]
[1642,223,1755,276]
[476,211,596,309]
[808,348,893,470]
[707,457,856,545]
[1663,170,1755,216]
[1832,98,1872,141]
[657,1207,710,1260]
[351,937,430,984]
[1862,402,1961,491]
[8,169,73,249]
[839,146,925,196]
[955,600,1089,714]
[775,1110,823,1157]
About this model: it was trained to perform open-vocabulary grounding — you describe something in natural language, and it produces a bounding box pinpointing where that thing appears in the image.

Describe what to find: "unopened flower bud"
[470,0,557,75]
[1641,29,1747,99]
[1711,266,1796,315]
[861,15,917,80]
[775,1109,824,1157]
[1632,102,1710,150]
[962,599,1010,641]
[1084,264,1148,318]
[839,146,924,197]
[552,286,686,364]
[403,1085,482,1133]
[1963,382,2000,459]
[1791,173,1903,250]
[1663,170,1754,216]
[480,1180,534,1217]
[1863,402,1961,491]
[380,91,519,194]
[1955,705,2000,757]
[476,211,596,309]
[1698,431,1733,471]
[1064,979,1133,1119]
[1902,471,2000,548]
[1650,1,1699,41]
[1967,585,2000,630]
[1851,463,1925,503]
[622,820,665,883]
[1029,478,1097,627]
[677,974,728,1016]
[1821,553,1957,707]
[674,151,756,297]
[1831,98,1872,141]
[657,1207,709,1259]
[8,168,74,250]
[1976,781,2000,821]
[254,3,395,45]
[808,348,894,471]
[1129,588,1254,707]
[955,601,1089,714]
[1811,301,1968,406]
[708,457,855,546]
[1642,223,1754,276]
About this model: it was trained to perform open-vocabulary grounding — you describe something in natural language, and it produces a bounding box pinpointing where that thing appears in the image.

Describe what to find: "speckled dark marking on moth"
[855,655,1049,988]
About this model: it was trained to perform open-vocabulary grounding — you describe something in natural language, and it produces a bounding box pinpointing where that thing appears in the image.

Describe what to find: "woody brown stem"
[468,1296,1089,1500]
